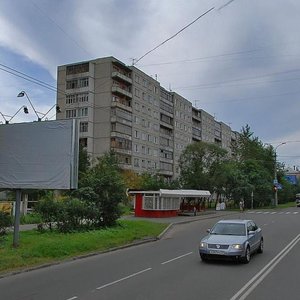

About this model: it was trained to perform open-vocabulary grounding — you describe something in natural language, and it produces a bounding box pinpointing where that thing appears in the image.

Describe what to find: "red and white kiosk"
[128,189,211,218]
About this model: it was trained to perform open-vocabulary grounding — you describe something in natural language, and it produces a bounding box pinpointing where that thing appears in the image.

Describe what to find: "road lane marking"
[66,297,78,300]
[161,252,193,265]
[96,268,152,290]
[230,234,300,300]
[270,212,276,214]
[293,212,299,214]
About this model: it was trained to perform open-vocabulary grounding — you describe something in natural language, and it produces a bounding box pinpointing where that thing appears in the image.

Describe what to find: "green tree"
[78,151,126,227]
[179,141,227,190]
[232,125,275,207]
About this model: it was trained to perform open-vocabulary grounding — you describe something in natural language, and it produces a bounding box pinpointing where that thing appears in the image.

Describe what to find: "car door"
[251,221,261,250]
[247,221,257,252]
[248,221,261,251]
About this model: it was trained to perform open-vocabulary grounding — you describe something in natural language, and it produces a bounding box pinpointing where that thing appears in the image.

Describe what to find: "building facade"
[57,56,237,179]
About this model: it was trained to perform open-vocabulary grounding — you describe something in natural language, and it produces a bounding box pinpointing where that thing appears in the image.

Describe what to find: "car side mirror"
[207,229,211,233]
[248,230,255,235]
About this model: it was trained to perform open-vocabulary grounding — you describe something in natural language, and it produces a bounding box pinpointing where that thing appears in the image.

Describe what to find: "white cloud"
[0,0,300,166]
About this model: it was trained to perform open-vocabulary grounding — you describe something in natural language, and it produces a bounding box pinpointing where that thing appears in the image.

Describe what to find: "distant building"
[284,167,300,185]
[56,56,237,179]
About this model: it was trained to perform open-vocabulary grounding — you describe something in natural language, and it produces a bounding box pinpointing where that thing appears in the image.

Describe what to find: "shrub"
[0,211,12,236]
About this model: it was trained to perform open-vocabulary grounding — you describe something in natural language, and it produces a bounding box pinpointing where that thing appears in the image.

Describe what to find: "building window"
[79,138,87,148]
[111,137,132,150]
[66,93,89,104]
[80,122,88,132]
[78,107,88,117]
[66,63,89,75]
[79,77,89,88]
[134,158,140,167]
[66,109,76,118]
[66,77,89,89]
[66,79,78,90]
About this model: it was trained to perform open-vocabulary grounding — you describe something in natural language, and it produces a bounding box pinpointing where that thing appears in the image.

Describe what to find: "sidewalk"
[121,209,239,224]
[14,209,239,232]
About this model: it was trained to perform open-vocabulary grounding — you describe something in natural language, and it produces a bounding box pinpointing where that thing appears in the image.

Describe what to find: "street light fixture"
[274,142,287,206]
[17,91,41,121]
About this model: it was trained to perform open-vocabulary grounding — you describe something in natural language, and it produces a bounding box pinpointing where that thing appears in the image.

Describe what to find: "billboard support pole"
[13,189,22,248]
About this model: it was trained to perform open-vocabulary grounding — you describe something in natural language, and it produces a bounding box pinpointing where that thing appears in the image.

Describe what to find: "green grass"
[0,220,168,275]
[276,201,298,209]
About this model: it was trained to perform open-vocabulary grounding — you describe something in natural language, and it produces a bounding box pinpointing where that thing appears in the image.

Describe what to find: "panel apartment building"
[57,56,237,179]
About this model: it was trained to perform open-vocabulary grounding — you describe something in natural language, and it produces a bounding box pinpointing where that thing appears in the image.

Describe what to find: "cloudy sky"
[0,0,300,168]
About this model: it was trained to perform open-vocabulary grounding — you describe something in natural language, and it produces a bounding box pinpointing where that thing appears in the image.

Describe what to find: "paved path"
[8,209,239,232]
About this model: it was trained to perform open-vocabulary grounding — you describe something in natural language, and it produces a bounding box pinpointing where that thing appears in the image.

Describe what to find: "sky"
[0,0,300,169]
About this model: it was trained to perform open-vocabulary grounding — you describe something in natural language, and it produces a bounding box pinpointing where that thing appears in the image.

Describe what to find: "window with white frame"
[134,158,140,167]
[78,107,88,117]
[142,194,181,210]
[80,122,88,132]
[66,109,76,118]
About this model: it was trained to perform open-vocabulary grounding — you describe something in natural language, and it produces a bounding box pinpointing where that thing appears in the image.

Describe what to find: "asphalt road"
[0,208,299,300]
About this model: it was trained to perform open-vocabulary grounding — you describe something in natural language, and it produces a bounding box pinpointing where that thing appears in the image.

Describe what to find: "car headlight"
[200,242,207,248]
[231,244,243,249]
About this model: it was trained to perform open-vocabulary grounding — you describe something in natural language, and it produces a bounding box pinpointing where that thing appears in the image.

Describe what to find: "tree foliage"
[178,125,279,208]
[179,141,227,190]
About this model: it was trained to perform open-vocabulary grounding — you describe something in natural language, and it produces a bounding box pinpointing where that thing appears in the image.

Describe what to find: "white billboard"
[0,119,78,190]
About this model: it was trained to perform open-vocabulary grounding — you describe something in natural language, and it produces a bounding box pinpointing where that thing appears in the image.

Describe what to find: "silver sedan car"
[199,219,263,263]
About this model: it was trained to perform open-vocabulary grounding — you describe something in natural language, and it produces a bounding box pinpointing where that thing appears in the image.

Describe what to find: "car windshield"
[210,223,246,236]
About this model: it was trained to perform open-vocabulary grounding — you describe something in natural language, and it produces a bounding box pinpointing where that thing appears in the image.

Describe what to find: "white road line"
[66,297,78,300]
[293,212,299,214]
[270,212,276,214]
[285,212,291,214]
[161,252,193,265]
[263,212,269,214]
[96,268,152,290]
[230,234,300,300]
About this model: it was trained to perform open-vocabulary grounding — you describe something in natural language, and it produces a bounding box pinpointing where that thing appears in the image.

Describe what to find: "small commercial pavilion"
[128,189,211,218]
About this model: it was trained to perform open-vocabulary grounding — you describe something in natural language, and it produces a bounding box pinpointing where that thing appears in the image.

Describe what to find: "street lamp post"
[274,142,286,206]
[0,106,29,124]
[39,104,61,121]
[17,91,41,121]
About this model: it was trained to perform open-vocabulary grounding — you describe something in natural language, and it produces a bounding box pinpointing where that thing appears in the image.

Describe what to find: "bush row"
[36,197,121,233]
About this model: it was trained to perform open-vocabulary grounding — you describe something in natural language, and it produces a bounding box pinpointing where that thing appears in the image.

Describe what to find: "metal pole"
[274,151,278,206]
[13,189,22,248]
[274,142,286,206]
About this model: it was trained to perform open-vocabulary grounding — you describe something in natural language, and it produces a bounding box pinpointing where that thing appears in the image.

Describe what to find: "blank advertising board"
[0,119,79,190]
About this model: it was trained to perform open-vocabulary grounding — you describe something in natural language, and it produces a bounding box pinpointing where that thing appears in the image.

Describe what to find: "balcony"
[112,71,132,85]
[112,86,132,99]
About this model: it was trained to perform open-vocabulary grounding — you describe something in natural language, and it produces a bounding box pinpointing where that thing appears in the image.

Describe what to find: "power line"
[30,0,92,58]
[133,7,215,65]
[175,68,300,91]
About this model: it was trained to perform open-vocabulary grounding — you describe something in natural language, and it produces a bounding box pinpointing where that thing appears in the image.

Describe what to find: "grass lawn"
[0,220,168,275]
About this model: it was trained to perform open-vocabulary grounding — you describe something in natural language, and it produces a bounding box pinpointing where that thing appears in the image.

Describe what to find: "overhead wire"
[29,0,92,58]
[133,7,215,65]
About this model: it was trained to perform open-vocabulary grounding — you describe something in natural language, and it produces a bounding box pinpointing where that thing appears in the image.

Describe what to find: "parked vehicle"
[199,219,263,263]
[296,193,300,207]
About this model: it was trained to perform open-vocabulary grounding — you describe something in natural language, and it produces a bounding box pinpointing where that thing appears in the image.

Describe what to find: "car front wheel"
[242,246,251,264]
[257,238,264,254]
[200,254,208,262]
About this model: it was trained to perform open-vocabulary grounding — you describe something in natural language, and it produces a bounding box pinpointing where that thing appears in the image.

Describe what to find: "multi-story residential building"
[57,56,237,179]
